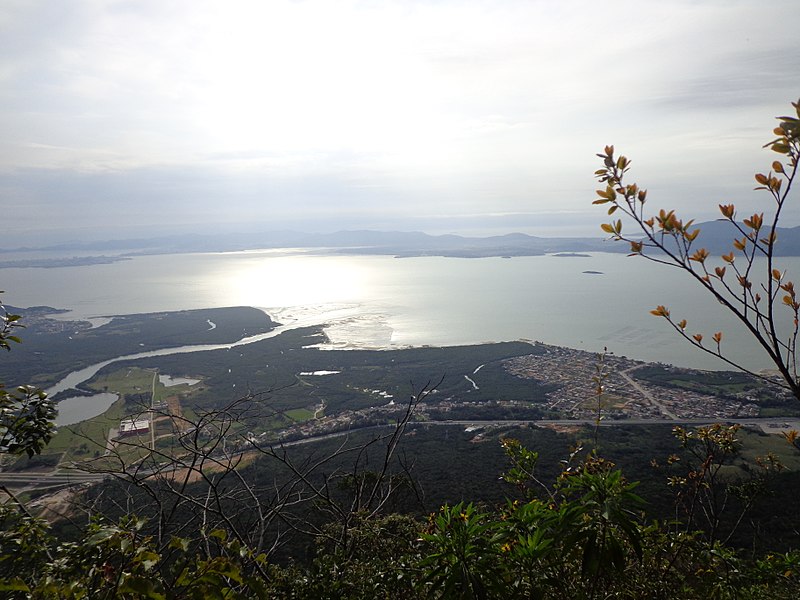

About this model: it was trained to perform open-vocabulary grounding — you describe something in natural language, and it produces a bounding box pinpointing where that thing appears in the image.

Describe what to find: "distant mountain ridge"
[3,229,622,260]
[668,219,800,256]
[5,221,800,265]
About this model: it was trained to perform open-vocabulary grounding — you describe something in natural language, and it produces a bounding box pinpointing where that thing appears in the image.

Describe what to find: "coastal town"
[503,344,763,420]
[264,342,794,444]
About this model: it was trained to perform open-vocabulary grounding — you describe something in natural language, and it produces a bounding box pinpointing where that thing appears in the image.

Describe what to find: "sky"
[1,0,799,246]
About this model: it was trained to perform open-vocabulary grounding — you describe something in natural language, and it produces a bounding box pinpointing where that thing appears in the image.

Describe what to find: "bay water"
[2,250,795,374]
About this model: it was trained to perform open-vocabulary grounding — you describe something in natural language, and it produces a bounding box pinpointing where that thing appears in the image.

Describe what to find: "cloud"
[2,0,799,243]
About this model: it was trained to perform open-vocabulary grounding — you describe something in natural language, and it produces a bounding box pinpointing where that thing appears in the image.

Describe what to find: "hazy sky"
[2,0,798,245]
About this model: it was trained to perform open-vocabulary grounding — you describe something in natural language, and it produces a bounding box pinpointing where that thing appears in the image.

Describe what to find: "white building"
[118,417,150,437]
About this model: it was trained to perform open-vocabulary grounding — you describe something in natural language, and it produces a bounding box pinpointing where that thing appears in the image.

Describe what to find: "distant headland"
[4,221,800,267]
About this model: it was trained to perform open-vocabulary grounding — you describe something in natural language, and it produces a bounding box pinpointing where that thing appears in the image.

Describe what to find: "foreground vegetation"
[2,425,800,598]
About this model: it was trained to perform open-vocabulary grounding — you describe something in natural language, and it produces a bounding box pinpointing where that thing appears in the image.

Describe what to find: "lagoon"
[55,392,118,426]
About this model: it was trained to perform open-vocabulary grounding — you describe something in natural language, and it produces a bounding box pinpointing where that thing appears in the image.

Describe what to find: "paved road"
[259,416,797,449]
[2,416,796,490]
[619,365,678,419]
[150,371,157,450]
[0,471,106,487]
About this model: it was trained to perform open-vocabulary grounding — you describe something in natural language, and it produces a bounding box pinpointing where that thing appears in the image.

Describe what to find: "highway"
[0,470,106,488]
[2,416,797,491]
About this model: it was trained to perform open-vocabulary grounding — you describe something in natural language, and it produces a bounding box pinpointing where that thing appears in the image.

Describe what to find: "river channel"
[51,321,300,425]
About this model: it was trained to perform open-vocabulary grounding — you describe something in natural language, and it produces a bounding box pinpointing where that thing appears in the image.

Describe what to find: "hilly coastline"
[7,220,800,268]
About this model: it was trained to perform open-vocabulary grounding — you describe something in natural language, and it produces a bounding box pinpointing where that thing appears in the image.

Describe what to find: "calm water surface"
[56,393,118,426]
[2,250,794,372]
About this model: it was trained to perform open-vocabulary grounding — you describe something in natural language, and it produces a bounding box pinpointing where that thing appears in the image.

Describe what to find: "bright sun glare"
[217,254,370,308]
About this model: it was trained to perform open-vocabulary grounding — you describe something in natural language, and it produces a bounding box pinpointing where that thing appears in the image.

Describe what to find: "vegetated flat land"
[6,306,800,553]
[5,308,800,499]
[284,408,314,422]
[0,306,276,388]
[89,367,158,400]
[9,308,799,459]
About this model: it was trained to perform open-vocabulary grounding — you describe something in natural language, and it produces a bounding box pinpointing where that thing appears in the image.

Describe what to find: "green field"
[284,408,314,422]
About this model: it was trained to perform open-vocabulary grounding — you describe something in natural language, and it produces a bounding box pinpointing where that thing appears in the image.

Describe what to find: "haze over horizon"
[3,0,799,246]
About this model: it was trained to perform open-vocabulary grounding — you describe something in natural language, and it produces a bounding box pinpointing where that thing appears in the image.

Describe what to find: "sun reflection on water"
[213,254,372,308]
